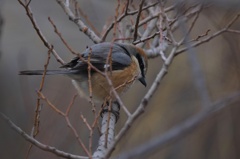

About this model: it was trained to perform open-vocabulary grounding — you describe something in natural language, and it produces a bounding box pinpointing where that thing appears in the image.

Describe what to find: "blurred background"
[0,0,240,159]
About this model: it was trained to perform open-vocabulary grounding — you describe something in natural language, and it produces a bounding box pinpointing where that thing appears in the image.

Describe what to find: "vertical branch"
[80,114,93,155]
[101,0,130,41]
[26,46,53,158]
[34,45,53,137]
[92,103,117,158]
[87,47,97,118]
[133,0,145,41]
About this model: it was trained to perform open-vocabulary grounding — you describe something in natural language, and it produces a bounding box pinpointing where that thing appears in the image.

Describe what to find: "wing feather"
[61,42,132,72]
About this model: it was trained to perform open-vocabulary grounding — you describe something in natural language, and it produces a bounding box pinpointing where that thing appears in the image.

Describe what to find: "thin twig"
[80,114,93,154]
[73,0,101,37]
[133,31,160,45]
[65,117,92,157]
[25,46,54,158]
[18,0,65,64]
[176,13,240,55]
[227,29,240,34]
[101,1,159,41]
[159,2,177,45]
[179,4,203,44]
[66,94,78,115]
[48,17,78,56]
[37,91,65,116]
[33,46,53,137]
[133,0,145,41]
[136,4,159,47]
[56,0,101,43]
[0,113,87,159]
[190,29,211,42]
[38,90,90,157]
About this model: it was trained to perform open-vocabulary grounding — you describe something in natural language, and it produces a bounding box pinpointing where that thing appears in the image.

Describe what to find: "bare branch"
[74,0,101,37]
[17,0,65,64]
[104,46,179,158]
[0,113,88,159]
[133,31,160,45]
[116,92,240,159]
[176,13,240,55]
[92,104,117,158]
[65,116,92,157]
[38,91,65,116]
[191,29,211,42]
[48,17,78,56]
[56,0,101,43]
[101,1,159,41]
[226,29,240,34]
[179,4,203,44]
[80,114,93,154]
[133,0,145,41]
[136,5,159,47]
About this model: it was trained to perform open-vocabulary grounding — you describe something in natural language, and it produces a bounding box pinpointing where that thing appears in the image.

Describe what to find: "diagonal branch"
[176,13,240,55]
[18,0,65,64]
[0,112,88,159]
[56,0,101,43]
[116,92,240,159]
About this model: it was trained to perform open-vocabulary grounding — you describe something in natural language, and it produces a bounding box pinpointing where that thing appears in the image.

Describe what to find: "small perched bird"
[20,42,148,103]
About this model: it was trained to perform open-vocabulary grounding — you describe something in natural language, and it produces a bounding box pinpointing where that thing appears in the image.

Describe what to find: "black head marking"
[136,53,145,78]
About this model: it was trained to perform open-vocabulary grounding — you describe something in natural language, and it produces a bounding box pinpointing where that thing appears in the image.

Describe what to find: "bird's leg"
[101,101,120,122]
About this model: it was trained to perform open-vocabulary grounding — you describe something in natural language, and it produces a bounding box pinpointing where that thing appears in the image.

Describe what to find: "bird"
[19,42,148,104]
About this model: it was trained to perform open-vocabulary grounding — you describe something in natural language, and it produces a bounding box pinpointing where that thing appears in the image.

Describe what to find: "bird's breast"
[71,58,141,103]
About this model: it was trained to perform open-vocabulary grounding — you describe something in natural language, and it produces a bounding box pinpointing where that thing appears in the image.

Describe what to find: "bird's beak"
[139,77,147,87]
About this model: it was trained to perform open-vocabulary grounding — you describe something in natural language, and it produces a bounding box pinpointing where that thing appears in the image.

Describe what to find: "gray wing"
[61,42,132,71]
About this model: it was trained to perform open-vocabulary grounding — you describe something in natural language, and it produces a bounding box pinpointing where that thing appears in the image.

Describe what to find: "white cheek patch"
[132,56,142,79]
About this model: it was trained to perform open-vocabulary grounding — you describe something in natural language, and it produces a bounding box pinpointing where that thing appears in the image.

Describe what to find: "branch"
[74,0,101,37]
[116,92,240,159]
[133,0,145,41]
[48,17,78,56]
[0,112,88,159]
[101,1,159,41]
[92,103,118,158]
[104,46,179,158]
[136,5,159,47]
[17,0,65,64]
[56,0,101,43]
[176,13,240,55]
[38,92,91,157]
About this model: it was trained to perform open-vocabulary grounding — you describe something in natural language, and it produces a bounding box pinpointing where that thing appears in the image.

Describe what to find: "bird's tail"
[19,70,78,75]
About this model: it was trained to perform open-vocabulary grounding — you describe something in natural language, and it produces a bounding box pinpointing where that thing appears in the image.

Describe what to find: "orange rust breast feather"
[91,56,140,101]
